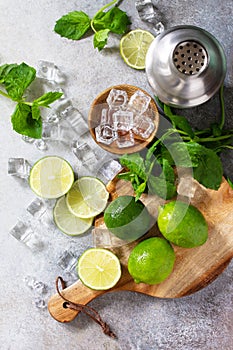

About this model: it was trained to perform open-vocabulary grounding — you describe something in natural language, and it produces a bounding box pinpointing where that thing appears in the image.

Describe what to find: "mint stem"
[0,89,12,100]
[195,134,233,142]
[147,129,177,160]
[219,84,225,130]
[91,0,118,33]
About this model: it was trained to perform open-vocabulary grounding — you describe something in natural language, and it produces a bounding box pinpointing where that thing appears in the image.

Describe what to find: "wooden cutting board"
[48,176,233,323]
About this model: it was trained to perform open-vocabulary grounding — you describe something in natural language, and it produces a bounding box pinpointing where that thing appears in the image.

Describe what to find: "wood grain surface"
[48,176,233,323]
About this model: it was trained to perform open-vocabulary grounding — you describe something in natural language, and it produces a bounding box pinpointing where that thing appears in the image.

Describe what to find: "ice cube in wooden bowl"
[88,84,159,155]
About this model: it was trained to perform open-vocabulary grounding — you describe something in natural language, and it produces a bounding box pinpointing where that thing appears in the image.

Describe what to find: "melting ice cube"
[116,130,134,148]
[106,89,128,109]
[95,124,116,145]
[128,90,151,114]
[113,110,134,131]
[133,115,155,139]
[8,158,31,179]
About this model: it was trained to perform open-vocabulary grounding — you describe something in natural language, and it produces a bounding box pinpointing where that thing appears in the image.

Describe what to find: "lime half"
[29,156,74,199]
[120,29,154,69]
[66,177,109,219]
[77,248,121,290]
[54,196,93,236]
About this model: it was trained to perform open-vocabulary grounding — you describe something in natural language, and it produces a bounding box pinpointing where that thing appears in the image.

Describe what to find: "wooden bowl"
[88,84,159,154]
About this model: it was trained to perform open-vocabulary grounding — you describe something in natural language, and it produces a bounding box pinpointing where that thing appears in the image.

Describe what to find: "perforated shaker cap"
[146,25,226,108]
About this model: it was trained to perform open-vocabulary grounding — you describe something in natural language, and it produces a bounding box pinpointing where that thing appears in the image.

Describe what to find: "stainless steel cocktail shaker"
[146,25,227,108]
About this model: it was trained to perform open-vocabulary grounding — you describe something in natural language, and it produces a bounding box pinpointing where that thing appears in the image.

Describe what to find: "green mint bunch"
[0,62,62,138]
[118,86,233,200]
[54,0,131,51]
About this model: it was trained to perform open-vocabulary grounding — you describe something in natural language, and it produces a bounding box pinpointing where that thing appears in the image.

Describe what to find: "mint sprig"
[54,0,130,51]
[0,62,63,139]
[119,86,233,200]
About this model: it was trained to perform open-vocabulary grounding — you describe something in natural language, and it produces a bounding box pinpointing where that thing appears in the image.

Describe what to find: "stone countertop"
[0,1,233,349]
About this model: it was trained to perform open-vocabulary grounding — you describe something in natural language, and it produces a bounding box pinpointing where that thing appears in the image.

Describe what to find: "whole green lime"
[104,195,151,241]
[157,200,208,248]
[128,237,175,284]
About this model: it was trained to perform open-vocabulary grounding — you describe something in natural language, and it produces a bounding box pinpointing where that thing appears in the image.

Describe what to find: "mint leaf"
[34,91,63,107]
[93,29,110,50]
[161,142,195,167]
[135,182,147,201]
[160,159,175,184]
[0,63,18,84]
[31,102,41,121]
[164,104,194,138]
[162,142,223,190]
[193,146,223,190]
[4,63,36,101]
[148,175,176,200]
[148,159,176,199]
[120,153,147,181]
[54,11,91,40]
[11,103,42,138]
[93,7,130,34]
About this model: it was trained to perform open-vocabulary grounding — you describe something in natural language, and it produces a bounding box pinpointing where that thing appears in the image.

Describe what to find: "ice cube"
[72,142,98,164]
[58,121,78,144]
[116,130,134,148]
[57,250,77,274]
[34,139,48,151]
[27,198,47,218]
[128,90,151,114]
[100,108,108,124]
[95,124,116,145]
[133,114,155,139]
[21,135,35,144]
[135,0,164,26]
[9,220,44,252]
[37,60,66,84]
[177,176,197,198]
[26,198,54,227]
[64,107,88,136]
[106,89,128,109]
[8,158,31,179]
[113,110,134,131]
[42,122,60,140]
[96,159,123,183]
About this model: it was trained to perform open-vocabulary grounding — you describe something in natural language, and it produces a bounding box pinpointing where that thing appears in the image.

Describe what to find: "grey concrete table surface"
[0,1,233,349]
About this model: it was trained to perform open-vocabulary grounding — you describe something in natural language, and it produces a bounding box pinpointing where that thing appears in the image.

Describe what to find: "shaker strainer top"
[172,40,208,76]
[146,25,226,108]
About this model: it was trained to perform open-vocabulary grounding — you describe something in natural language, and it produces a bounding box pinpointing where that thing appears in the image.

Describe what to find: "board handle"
[48,278,105,323]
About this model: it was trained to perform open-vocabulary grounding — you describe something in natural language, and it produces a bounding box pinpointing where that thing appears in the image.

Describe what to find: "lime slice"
[77,248,121,290]
[29,156,74,199]
[66,177,109,219]
[53,196,93,236]
[120,29,154,69]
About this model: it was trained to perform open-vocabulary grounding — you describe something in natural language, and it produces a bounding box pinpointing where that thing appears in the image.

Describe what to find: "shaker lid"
[146,25,227,108]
